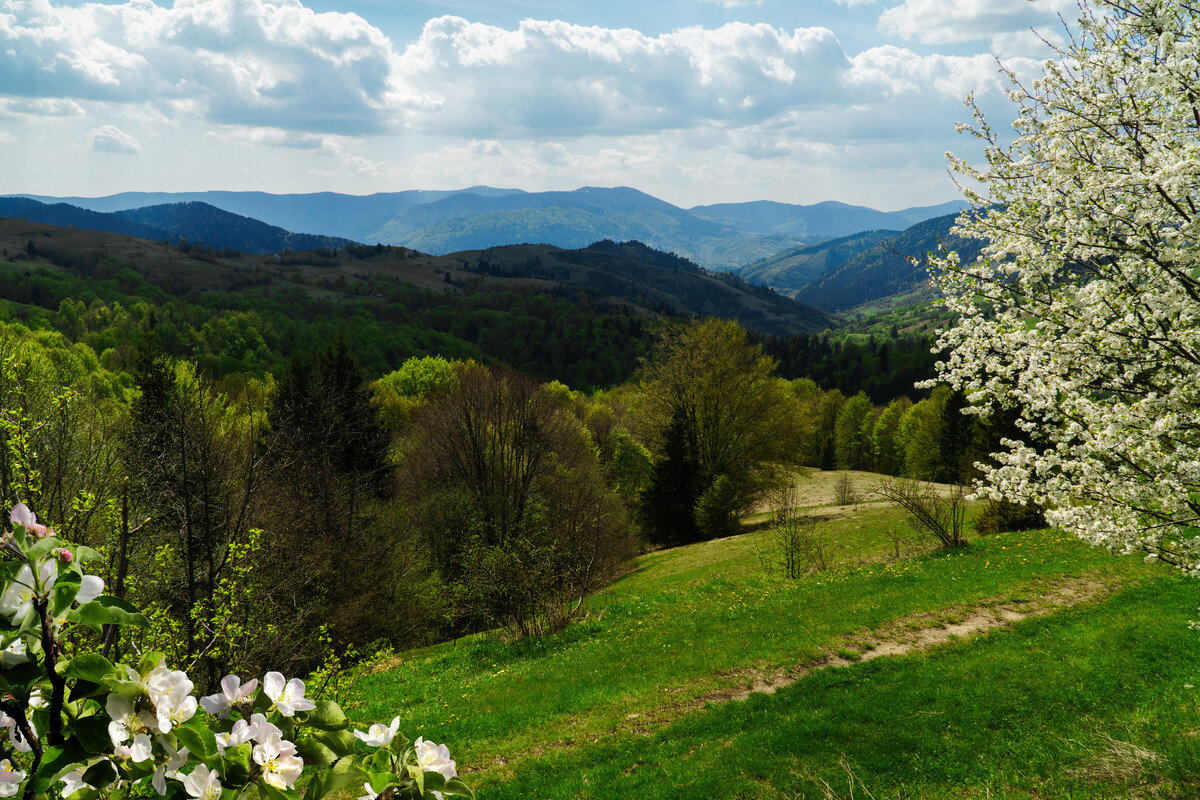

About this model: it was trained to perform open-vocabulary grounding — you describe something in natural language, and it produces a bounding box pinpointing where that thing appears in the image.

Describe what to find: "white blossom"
[930,0,1200,575]
[353,716,400,748]
[414,737,457,780]
[59,769,90,799]
[252,731,304,790]
[0,639,25,665]
[200,674,258,716]
[261,671,315,716]
[0,759,24,797]
[151,738,189,796]
[0,561,54,621]
[181,764,222,800]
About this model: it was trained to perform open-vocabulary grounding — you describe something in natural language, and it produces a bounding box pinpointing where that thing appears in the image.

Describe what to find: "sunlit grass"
[344,502,1168,796]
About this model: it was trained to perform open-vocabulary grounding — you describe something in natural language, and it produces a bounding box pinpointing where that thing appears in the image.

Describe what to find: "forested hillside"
[794,212,986,312]
[1,196,356,254]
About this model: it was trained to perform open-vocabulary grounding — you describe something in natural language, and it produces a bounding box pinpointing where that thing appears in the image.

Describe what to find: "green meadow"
[340,474,1198,798]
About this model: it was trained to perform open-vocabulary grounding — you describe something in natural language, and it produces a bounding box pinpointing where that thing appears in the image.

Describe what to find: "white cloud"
[396,17,852,137]
[0,130,15,143]
[87,124,140,153]
[700,0,765,7]
[878,0,1074,55]
[0,0,407,134]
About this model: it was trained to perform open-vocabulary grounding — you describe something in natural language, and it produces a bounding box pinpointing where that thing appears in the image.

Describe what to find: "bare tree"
[767,483,826,578]
[874,478,968,549]
[402,364,636,637]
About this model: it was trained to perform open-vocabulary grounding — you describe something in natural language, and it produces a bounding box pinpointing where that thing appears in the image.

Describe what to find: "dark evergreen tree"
[640,406,702,545]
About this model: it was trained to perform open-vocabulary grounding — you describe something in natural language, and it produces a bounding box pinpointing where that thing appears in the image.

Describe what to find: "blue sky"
[0,0,1073,208]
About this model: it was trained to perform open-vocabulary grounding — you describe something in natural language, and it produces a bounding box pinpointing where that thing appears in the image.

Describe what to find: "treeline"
[752,330,940,404]
[0,257,646,390]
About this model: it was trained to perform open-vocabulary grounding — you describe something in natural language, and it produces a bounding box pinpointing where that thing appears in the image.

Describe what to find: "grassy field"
[340,472,1197,798]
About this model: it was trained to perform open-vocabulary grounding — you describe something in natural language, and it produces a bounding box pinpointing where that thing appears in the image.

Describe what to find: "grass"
[339,491,1183,797]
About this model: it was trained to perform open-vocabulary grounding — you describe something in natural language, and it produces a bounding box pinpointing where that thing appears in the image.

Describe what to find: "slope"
[113,201,356,253]
[791,212,986,313]
[740,229,898,294]
[363,187,799,270]
[0,196,171,241]
[452,240,837,337]
[689,199,967,238]
[343,478,1182,798]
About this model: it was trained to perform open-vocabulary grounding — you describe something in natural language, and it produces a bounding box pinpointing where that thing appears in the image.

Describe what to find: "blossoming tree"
[930,0,1200,570]
[0,505,471,800]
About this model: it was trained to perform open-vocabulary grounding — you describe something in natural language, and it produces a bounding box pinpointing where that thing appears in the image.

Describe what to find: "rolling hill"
[740,229,899,294]
[740,210,987,313]
[19,188,967,271]
[0,216,835,339]
[0,197,356,255]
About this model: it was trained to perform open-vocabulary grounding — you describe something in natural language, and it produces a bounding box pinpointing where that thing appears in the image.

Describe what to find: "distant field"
[336,470,1196,798]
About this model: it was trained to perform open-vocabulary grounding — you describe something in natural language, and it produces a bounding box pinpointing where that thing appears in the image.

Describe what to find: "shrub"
[975,499,1047,535]
[695,474,740,540]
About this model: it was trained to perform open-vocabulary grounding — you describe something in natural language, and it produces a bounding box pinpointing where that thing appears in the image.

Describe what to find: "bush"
[874,478,968,549]
[695,474,740,540]
[975,499,1047,535]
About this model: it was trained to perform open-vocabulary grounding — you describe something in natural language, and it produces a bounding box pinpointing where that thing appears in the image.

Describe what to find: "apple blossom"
[0,639,26,666]
[0,560,54,621]
[414,737,457,780]
[354,716,400,748]
[200,673,258,716]
[151,739,189,796]
[182,764,223,800]
[9,503,51,538]
[253,731,304,789]
[0,712,32,753]
[107,693,152,746]
[262,671,315,716]
[0,759,24,798]
[77,574,104,605]
[59,769,90,799]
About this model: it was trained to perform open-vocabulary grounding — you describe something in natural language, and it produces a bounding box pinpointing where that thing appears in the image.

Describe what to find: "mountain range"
[14,187,966,271]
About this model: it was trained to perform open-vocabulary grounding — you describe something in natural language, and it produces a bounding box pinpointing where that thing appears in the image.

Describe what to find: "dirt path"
[637,572,1117,725]
[474,572,1120,778]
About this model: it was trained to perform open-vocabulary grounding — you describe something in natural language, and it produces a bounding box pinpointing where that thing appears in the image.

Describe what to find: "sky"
[0,0,1076,209]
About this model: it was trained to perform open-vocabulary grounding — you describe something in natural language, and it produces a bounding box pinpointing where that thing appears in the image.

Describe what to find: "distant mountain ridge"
[18,187,967,270]
[0,196,354,254]
[740,210,986,313]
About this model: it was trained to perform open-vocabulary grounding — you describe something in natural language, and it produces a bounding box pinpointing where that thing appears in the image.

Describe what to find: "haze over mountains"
[16,187,965,271]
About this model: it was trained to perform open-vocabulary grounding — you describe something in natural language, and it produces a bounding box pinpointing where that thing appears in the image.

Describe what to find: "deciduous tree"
[931,0,1200,570]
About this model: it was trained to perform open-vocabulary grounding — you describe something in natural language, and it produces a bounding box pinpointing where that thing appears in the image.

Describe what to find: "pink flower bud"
[57,549,73,564]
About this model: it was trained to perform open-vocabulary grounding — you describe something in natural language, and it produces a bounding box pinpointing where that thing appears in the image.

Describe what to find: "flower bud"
[56,549,73,564]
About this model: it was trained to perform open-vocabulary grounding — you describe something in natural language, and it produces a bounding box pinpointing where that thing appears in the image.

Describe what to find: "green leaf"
[220,743,252,787]
[299,699,348,731]
[27,744,86,794]
[319,755,358,797]
[69,679,104,701]
[52,577,81,617]
[81,760,116,789]
[371,748,396,775]
[65,654,116,683]
[76,598,148,630]
[74,546,102,564]
[440,778,475,798]
[71,715,111,752]
[312,728,357,757]
[137,652,165,675]
[25,536,63,561]
[259,779,290,800]
[175,717,218,761]
[295,738,338,768]
[419,771,447,794]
